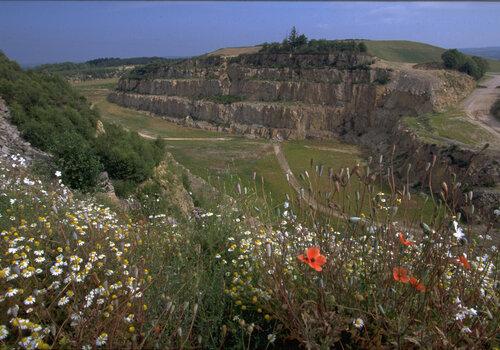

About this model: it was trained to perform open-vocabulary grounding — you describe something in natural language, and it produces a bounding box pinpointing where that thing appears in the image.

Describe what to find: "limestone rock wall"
[111,54,474,140]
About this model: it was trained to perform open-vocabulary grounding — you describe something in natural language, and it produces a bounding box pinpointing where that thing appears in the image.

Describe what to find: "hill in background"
[460,46,500,60]
[362,40,500,72]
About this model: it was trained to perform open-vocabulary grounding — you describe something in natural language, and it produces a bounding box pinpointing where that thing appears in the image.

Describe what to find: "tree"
[286,26,308,52]
[441,49,464,69]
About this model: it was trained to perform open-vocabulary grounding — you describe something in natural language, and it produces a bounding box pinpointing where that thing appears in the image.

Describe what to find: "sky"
[1,1,499,66]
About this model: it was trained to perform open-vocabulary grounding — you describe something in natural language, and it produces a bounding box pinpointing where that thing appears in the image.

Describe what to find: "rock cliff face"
[109,53,474,140]
[0,98,50,163]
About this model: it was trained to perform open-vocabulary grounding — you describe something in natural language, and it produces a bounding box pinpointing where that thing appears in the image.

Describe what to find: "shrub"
[441,49,488,80]
[53,132,103,190]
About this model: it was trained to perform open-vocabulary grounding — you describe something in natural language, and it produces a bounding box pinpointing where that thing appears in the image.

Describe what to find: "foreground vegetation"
[0,53,164,193]
[1,138,497,348]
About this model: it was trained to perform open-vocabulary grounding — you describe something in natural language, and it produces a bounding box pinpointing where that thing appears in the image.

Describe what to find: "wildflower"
[353,318,364,329]
[298,247,327,271]
[393,267,410,283]
[0,325,8,340]
[58,296,70,306]
[458,254,471,270]
[24,295,35,305]
[409,277,426,292]
[96,333,108,347]
[55,171,62,177]
[5,287,19,297]
[267,333,276,343]
[452,221,465,240]
[398,232,414,246]
[50,265,63,276]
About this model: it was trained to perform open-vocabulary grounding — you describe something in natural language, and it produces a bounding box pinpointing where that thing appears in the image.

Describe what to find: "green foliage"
[441,49,488,80]
[52,132,103,190]
[0,52,164,192]
[205,94,244,105]
[260,28,366,54]
[96,124,164,183]
[34,56,172,80]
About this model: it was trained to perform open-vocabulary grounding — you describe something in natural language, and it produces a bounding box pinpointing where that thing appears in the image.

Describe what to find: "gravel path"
[462,74,500,136]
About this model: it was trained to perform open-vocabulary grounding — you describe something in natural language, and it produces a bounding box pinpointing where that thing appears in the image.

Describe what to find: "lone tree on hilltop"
[283,26,308,52]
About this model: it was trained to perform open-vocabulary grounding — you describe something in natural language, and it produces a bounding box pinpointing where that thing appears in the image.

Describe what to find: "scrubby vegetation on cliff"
[34,57,171,80]
[260,27,367,54]
[0,53,164,192]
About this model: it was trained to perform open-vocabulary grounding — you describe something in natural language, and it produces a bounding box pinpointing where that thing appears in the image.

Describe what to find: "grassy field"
[402,107,496,147]
[363,40,500,73]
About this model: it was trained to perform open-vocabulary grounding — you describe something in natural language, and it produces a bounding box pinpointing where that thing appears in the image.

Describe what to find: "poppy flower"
[415,283,426,292]
[409,277,426,292]
[298,247,326,271]
[393,267,410,283]
[458,254,471,270]
[398,232,414,246]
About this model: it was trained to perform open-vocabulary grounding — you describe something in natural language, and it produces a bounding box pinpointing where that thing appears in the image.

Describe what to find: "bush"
[53,132,103,190]
[441,49,488,80]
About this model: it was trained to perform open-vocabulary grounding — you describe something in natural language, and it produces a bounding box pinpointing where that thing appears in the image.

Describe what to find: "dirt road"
[462,74,500,135]
[137,131,231,141]
[272,143,345,219]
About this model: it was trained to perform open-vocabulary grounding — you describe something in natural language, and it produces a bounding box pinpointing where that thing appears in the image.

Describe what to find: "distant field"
[363,40,500,73]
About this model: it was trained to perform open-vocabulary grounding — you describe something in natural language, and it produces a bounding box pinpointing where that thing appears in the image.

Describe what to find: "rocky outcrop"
[0,98,50,163]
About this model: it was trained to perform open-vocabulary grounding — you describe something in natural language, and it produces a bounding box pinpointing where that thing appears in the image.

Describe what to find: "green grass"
[402,107,495,147]
[283,140,436,220]
[364,40,444,63]
[364,40,500,73]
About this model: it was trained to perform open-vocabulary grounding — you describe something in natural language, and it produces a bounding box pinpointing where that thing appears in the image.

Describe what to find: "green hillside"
[364,40,500,72]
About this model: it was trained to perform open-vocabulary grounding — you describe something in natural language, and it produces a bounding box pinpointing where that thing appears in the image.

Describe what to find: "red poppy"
[398,232,414,246]
[409,277,426,292]
[415,283,426,292]
[458,254,471,270]
[393,267,410,283]
[298,247,327,271]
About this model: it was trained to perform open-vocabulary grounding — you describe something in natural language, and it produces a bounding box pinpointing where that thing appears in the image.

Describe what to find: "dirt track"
[137,131,231,141]
[462,74,500,136]
[272,143,345,218]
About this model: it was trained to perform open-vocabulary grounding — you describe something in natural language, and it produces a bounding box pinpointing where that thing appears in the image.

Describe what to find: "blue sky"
[1,1,499,65]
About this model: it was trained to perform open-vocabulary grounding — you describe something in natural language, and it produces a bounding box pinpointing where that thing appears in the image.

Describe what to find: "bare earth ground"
[462,74,500,136]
